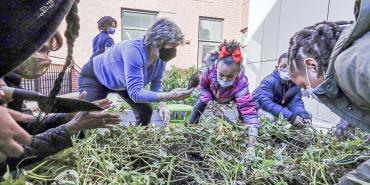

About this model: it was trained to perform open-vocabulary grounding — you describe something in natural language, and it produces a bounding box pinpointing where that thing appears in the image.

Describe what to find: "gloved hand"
[157,88,194,101]
[292,116,305,126]
[335,119,355,140]
[302,118,312,125]
[245,146,255,158]
[212,106,224,118]
[159,102,170,124]
[365,135,370,143]
[247,126,258,147]
[245,135,257,159]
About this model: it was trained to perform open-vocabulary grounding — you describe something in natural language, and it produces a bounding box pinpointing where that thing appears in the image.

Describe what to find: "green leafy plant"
[18,116,369,185]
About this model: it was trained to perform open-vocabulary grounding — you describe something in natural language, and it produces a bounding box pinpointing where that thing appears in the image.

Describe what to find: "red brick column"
[71,68,80,92]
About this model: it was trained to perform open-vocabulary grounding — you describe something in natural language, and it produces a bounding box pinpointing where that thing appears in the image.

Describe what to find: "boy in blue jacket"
[252,53,311,125]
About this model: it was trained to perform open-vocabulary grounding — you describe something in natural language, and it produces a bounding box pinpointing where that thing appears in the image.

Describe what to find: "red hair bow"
[218,46,243,64]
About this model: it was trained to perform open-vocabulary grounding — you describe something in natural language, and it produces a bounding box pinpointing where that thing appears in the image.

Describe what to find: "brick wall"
[241,0,249,28]
[71,67,79,92]
[52,0,248,70]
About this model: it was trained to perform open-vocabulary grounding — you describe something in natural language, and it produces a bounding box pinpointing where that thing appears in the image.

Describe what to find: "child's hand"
[292,116,305,126]
[247,135,257,148]
[244,137,256,160]
[213,107,224,118]
[245,146,255,158]
[365,135,370,143]
[335,119,356,140]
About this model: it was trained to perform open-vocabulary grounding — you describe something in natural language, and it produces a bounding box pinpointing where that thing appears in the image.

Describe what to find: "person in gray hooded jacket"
[287,0,370,184]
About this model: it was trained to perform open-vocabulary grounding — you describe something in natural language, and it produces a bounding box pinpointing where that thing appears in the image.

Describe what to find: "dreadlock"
[33,0,80,127]
[287,21,352,78]
[202,40,243,73]
[45,0,80,113]
[217,40,242,66]
[97,16,117,31]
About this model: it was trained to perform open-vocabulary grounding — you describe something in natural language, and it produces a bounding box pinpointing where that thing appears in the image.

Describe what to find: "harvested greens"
[5,116,369,185]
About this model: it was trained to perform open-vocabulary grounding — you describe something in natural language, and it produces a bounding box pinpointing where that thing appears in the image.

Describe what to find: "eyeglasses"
[277,64,288,71]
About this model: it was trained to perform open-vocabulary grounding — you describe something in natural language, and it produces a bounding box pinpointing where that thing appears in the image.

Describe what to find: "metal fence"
[21,63,79,96]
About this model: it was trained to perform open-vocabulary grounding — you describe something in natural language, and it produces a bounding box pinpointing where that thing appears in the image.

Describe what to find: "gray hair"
[144,18,184,47]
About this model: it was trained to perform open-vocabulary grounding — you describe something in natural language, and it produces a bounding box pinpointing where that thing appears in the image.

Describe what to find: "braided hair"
[97,16,117,31]
[202,40,243,73]
[217,40,243,71]
[33,0,81,128]
[44,0,80,113]
[287,21,352,78]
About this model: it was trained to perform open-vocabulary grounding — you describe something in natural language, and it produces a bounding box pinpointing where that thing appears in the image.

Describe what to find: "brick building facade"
[53,0,249,69]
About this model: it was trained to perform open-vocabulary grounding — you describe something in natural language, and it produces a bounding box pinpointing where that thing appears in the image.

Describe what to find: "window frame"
[121,8,158,41]
[197,17,224,67]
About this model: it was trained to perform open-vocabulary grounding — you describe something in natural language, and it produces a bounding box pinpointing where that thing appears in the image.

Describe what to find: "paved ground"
[25,92,337,132]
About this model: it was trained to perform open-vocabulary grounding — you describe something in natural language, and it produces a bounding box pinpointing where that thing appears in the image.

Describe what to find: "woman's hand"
[159,102,170,124]
[0,106,32,162]
[65,111,121,135]
[157,88,194,101]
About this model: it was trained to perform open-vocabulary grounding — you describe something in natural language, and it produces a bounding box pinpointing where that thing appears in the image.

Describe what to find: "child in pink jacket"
[188,40,259,148]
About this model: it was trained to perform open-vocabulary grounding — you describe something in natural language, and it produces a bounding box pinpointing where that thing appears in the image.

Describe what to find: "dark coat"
[0,113,73,175]
[252,70,310,121]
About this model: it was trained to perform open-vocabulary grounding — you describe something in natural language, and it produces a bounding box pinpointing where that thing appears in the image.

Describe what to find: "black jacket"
[0,113,73,175]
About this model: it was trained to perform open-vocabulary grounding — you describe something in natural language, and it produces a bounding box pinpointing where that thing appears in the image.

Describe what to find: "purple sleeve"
[150,62,166,92]
[287,91,310,119]
[123,45,159,103]
[235,83,259,127]
[199,71,214,103]
[105,37,114,47]
[258,79,293,120]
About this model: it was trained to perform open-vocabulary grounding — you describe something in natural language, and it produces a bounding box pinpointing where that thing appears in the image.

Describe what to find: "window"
[121,10,158,41]
[198,17,223,67]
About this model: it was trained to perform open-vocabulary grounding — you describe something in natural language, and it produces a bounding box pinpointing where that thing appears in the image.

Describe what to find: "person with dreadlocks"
[90,16,117,60]
[0,0,121,175]
[252,53,311,126]
[188,40,259,149]
[0,32,64,114]
[287,0,369,183]
[79,18,194,126]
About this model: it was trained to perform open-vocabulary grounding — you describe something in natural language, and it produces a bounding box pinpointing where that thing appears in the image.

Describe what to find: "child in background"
[90,16,117,60]
[252,53,311,126]
[188,40,259,148]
